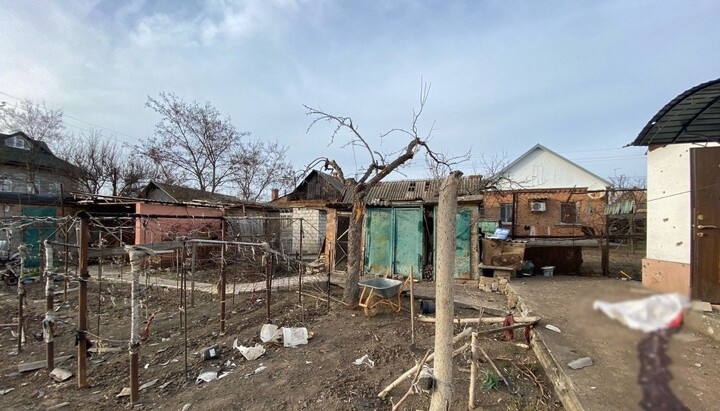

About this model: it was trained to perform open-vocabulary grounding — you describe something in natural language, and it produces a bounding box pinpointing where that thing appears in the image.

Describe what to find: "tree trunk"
[429,171,462,411]
[342,202,363,305]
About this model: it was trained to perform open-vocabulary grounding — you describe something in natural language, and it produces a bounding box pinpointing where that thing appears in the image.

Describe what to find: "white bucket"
[541,266,555,277]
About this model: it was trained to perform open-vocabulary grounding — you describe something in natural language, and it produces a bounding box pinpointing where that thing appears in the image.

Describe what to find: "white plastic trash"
[541,266,555,277]
[282,327,309,347]
[260,324,281,343]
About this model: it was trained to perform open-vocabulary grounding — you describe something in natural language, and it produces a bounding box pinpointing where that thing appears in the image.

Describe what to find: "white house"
[630,78,720,303]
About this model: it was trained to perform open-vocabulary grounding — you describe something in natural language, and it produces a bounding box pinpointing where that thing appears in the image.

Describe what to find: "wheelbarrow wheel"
[363,295,380,317]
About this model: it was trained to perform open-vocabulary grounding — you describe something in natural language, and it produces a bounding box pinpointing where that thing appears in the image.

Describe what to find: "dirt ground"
[581,244,644,278]
[0,272,561,410]
[510,276,720,411]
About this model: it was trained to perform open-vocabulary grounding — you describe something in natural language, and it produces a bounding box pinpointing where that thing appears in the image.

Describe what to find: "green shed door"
[393,207,422,278]
[455,207,473,278]
[364,208,392,275]
[433,206,475,279]
[22,206,56,268]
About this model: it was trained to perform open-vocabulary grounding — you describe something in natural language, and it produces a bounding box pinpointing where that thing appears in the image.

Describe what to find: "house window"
[5,136,30,150]
[499,203,513,224]
[0,179,12,192]
[560,202,578,224]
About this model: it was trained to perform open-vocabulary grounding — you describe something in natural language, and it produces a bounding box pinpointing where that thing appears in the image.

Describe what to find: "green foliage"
[480,368,500,391]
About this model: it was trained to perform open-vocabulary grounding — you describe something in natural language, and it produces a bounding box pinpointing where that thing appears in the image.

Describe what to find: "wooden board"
[18,355,73,373]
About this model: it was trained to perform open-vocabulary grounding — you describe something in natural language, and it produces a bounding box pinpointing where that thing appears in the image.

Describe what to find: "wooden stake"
[392,349,431,411]
[479,346,509,388]
[378,327,473,400]
[469,332,477,410]
[409,267,415,345]
[417,315,540,324]
[45,241,55,370]
[220,243,226,335]
[77,216,89,388]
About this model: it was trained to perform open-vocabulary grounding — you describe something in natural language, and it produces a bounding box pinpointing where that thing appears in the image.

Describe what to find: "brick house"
[482,144,612,239]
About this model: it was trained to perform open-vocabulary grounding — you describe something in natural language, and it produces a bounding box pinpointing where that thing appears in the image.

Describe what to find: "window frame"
[559,201,579,224]
[499,203,514,224]
[5,136,30,150]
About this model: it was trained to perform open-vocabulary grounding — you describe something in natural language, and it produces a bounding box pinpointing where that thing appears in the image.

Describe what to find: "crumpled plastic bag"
[282,327,308,347]
[353,354,375,368]
[593,293,689,333]
[232,339,266,360]
[260,324,281,343]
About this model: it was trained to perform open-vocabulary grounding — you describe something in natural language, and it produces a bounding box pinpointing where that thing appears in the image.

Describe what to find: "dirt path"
[509,276,720,411]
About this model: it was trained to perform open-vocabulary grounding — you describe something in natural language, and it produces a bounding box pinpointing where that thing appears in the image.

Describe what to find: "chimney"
[270,188,279,201]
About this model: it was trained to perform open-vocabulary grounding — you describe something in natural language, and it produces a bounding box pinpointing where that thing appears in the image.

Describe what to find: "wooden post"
[78,216,89,388]
[97,231,103,336]
[602,187,611,276]
[429,171,462,411]
[220,243,226,335]
[17,278,24,353]
[181,242,189,381]
[265,250,272,323]
[298,219,304,322]
[469,332,477,410]
[190,243,196,307]
[44,240,55,370]
[410,266,415,346]
[124,245,149,405]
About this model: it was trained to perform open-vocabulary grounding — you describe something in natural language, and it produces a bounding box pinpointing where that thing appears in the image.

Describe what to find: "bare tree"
[0,99,68,192]
[109,154,163,197]
[0,99,66,145]
[232,139,296,202]
[141,92,247,193]
[429,171,461,411]
[58,129,120,194]
[425,150,471,180]
[305,82,451,305]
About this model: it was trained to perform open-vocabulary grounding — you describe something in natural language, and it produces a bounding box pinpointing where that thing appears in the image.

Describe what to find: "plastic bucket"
[541,266,555,277]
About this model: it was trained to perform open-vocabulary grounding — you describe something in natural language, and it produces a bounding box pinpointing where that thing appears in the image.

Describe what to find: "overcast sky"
[2,0,719,185]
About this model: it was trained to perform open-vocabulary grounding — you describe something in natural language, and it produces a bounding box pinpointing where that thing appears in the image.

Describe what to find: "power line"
[0,90,142,142]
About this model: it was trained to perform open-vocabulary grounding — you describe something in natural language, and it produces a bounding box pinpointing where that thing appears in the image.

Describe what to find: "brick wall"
[483,190,606,237]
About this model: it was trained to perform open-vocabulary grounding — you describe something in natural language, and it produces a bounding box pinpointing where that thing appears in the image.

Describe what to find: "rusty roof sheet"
[342,175,484,205]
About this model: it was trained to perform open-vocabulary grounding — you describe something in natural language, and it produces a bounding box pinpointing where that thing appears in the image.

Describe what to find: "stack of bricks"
[479,268,513,293]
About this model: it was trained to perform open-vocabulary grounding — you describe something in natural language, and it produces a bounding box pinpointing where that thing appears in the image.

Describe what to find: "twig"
[378,327,473,399]
[392,349,431,411]
[478,346,509,387]
[409,268,415,345]
[417,315,540,324]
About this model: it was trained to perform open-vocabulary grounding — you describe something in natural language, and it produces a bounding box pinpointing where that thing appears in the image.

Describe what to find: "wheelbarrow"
[358,276,411,317]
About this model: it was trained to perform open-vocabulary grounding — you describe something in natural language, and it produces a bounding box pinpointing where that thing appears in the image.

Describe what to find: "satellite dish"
[587,183,607,199]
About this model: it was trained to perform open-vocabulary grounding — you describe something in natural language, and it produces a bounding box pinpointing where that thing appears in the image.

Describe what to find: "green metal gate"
[364,207,422,278]
[22,206,57,268]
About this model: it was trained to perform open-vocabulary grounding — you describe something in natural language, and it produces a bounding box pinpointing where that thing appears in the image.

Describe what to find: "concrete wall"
[641,143,719,295]
[645,144,692,264]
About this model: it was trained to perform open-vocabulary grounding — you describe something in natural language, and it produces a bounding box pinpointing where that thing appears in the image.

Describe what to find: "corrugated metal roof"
[342,175,484,204]
[631,78,720,146]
